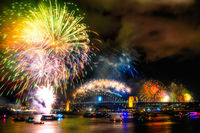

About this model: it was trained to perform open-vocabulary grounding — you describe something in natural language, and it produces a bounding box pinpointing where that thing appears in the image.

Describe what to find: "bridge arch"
[72,79,132,103]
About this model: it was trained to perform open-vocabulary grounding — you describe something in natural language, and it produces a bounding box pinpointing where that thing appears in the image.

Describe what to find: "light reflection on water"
[143,114,173,133]
[0,114,200,133]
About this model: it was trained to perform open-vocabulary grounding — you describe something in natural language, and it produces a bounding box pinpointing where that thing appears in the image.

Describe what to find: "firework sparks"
[33,85,55,114]
[0,0,100,100]
[140,80,166,102]
[73,79,132,100]
[97,50,138,80]
[184,93,192,102]
[168,82,193,102]
[139,81,193,102]
[160,92,170,102]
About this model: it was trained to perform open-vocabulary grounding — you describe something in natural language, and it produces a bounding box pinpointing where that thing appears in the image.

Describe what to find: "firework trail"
[0,0,100,101]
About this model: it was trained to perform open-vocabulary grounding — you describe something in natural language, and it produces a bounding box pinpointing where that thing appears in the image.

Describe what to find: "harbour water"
[0,114,200,133]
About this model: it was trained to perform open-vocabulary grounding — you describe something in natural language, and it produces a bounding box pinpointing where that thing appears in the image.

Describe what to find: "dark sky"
[0,0,200,100]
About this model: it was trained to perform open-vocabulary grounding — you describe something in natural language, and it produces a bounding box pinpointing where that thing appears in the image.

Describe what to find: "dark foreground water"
[0,114,200,133]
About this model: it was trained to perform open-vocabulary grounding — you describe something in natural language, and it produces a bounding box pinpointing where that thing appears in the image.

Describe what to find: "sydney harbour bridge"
[65,80,198,112]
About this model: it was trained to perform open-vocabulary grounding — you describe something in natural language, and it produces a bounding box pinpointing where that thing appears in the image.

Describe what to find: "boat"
[57,114,64,118]
[188,112,200,119]
[13,117,25,122]
[41,114,58,121]
[26,117,34,123]
[34,121,44,124]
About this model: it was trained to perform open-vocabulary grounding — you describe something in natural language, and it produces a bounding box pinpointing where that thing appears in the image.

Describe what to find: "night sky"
[71,0,200,99]
[0,0,200,100]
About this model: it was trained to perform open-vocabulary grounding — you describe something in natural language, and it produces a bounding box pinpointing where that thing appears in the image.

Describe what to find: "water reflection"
[123,122,128,133]
[145,122,173,133]
[0,114,200,133]
[144,114,172,133]
[34,124,57,133]
[3,118,6,123]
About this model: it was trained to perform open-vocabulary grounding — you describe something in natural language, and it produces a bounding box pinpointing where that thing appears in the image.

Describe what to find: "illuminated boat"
[41,114,58,121]
[57,114,64,118]
[26,117,34,123]
[188,112,200,119]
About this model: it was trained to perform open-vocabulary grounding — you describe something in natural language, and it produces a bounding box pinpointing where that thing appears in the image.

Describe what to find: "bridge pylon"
[66,100,70,111]
[129,96,138,108]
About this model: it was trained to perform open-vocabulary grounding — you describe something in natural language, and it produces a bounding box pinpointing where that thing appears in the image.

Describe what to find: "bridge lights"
[98,96,102,102]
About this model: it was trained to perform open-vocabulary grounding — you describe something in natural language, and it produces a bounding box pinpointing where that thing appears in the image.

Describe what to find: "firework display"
[117,51,138,77]
[139,80,166,102]
[97,50,138,79]
[33,85,55,114]
[0,0,99,101]
[0,2,198,132]
[168,82,193,102]
[0,0,195,111]
[139,81,193,102]
[160,92,170,102]
[73,79,131,100]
